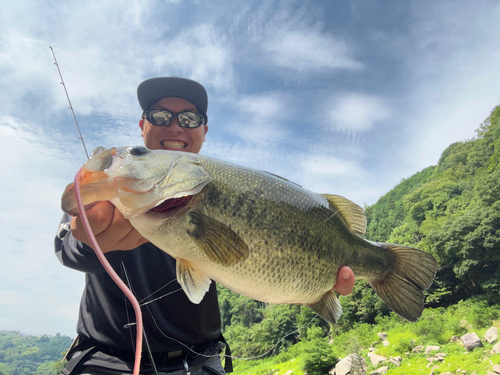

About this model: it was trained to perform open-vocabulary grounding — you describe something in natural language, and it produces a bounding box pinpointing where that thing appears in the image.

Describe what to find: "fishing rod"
[50,47,147,375]
[49,46,90,159]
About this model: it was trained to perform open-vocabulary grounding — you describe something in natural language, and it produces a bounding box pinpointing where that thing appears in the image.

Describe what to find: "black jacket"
[55,214,222,371]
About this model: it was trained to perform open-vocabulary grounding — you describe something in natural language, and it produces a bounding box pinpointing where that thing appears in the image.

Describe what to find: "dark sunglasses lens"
[149,110,172,126]
[177,112,204,128]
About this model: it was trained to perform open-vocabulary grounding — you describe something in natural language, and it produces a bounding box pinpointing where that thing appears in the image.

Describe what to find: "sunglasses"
[144,109,206,128]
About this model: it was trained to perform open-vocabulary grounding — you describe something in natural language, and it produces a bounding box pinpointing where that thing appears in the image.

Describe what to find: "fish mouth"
[161,140,187,150]
[149,195,193,216]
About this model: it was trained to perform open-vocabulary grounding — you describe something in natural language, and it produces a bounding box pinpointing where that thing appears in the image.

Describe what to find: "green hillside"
[366,104,500,308]
[0,331,72,375]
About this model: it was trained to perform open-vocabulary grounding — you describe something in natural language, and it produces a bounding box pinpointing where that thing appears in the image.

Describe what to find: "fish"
[62,146,438,324]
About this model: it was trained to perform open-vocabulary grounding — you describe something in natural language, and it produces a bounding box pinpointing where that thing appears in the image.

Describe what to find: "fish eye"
[129,146,149,156]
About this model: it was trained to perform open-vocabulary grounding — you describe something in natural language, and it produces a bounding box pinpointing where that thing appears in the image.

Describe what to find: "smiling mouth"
[161,140,187,149]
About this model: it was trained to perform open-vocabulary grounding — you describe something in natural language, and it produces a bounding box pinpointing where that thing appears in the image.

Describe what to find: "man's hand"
[333,266,355,296]
[71,201,148,253]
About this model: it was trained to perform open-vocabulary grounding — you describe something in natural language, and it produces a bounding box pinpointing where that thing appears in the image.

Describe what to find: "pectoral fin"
[188,211,249,266]
[176,259,212,304]
[305,290,342,324]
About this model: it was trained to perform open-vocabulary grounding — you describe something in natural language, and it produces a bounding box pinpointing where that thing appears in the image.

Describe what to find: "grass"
[231,300,500,374]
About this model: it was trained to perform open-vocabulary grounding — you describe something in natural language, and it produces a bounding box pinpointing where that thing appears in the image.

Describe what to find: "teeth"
[161,140,187,149]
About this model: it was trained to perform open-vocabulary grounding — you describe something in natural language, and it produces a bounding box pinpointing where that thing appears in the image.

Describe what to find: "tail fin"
[371,244,437,322]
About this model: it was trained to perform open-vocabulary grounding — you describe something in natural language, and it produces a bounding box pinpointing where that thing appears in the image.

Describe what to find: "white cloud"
[326,93,392,133]
[226,93,291,144]
[150,24,234,93]
[263,29,364,72]
[300,154,363,177]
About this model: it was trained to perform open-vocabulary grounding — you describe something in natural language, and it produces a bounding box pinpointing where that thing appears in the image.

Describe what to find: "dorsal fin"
[322,194,367,235]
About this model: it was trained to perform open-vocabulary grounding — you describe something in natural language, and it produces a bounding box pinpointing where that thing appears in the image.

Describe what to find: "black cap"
[137,77,208,122]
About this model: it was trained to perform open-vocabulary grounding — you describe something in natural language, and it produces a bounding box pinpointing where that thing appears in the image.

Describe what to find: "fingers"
[333,266,355,296]
[71,201,148,253]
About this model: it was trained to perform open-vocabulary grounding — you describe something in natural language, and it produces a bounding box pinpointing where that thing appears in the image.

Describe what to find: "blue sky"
[1,0,499,338]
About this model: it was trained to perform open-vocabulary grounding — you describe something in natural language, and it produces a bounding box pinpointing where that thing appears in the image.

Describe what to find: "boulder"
[389,356,401,366]
[493,364,500,373]
[461,332,484,351]
[425,345,440,354]
[412,345,424,353]
[367,352,387,366]
[492,341,500,354]
[435,353,447,361]
[485,327,499,344]
[377,332,387,340]
[369,366,388,375]
[382,340,390,347]
[332,354,366,375]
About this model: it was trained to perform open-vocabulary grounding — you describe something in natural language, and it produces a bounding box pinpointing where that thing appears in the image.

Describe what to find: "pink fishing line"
[73,168,143,375]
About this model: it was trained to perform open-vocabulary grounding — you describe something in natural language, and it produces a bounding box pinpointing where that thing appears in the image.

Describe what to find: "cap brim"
[137,77,208,121]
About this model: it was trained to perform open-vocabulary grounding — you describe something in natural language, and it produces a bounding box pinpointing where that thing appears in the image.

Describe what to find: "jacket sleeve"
[54,213,129,273]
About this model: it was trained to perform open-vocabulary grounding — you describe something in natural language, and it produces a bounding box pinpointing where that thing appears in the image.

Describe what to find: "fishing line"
[284,208,342,241]
[139,287,184,307]
[146,299,320,362]
[137,278,181,305]
[122,263,159,375]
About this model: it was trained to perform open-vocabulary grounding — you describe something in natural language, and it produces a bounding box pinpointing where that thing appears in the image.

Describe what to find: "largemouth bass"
[62,146,437,323]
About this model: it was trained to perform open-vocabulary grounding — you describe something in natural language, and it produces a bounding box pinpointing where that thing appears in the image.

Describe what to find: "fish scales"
[62,146,438,324]
[199,158,391,298]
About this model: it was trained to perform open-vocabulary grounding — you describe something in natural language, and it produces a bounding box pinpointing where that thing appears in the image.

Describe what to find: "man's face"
[139,97,208,154]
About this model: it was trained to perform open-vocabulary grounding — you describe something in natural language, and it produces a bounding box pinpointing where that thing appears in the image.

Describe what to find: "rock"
[436,353,447,361]
[370,366,388,375]
[461,332,484,351]
[450,335,461,343]
[382,340,390,347]
[389,356,401,366]
[440,372,453,375]
[493,364,500,373]
[412,345,424,353]
[493,341,500,354]
[332,354,366,375]
[377,332,387,340]
[425,345,441,353]
[368,352,387,366]
[485,327,499,344]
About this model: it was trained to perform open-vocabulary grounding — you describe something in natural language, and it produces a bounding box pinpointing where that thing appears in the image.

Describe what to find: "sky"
[1,0,499,338]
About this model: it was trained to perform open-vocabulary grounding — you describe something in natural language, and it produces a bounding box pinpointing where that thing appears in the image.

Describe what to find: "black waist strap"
[62,336,232,373]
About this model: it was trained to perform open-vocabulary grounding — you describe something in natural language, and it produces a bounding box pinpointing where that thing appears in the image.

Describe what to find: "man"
[55,77,355,374]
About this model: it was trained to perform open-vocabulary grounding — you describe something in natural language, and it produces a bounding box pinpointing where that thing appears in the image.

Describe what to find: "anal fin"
[305,290,342,324]
[176,259,212,304]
